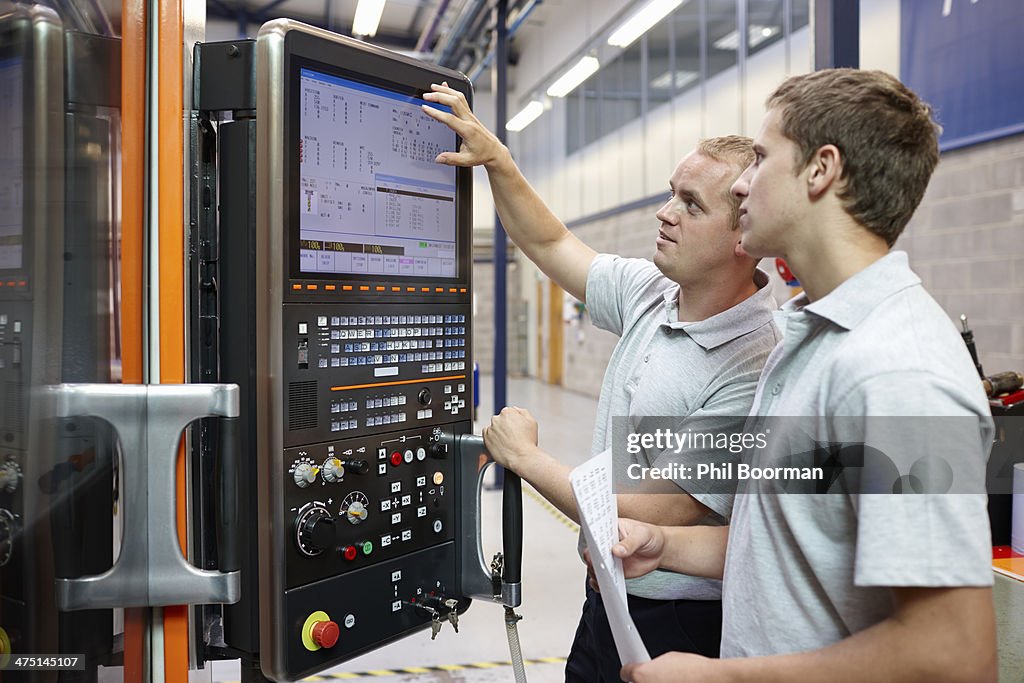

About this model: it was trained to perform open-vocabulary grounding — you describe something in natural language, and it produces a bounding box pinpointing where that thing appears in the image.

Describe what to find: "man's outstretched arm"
[422,84,596,302]
[482,408,711,527]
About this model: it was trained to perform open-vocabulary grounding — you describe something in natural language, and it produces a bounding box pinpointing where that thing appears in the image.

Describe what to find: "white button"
[404,449,414,463]
[318,316,328,327]
[392,512,402,524]
[401,529,412,542]
[382,535,392,547]
[416,475,427,487]
[344,614,355,629]
[432,520,443,534]
[401,494,412,506]
[417,506,427,518]
[416,447,427,461]
[298,323,308,334]
[391,570,402,582]
[392,600,401,612]
[391,481,401,493]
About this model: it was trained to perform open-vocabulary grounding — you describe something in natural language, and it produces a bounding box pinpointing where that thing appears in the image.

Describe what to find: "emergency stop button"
[312,620,339,648]
[301,610,340,651]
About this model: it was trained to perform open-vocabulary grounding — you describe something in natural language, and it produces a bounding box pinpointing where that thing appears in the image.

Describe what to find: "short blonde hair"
[696,135,754,230]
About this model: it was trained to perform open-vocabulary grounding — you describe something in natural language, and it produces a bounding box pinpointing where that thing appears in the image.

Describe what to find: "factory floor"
[210,375,598,683]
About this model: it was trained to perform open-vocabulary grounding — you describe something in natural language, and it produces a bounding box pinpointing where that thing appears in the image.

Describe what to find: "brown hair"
[766,69,940,246]
[697,135,755,230]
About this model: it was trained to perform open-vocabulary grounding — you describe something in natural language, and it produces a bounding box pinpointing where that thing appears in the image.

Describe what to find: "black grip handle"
[216,416,240,572]
[501,468,523,584]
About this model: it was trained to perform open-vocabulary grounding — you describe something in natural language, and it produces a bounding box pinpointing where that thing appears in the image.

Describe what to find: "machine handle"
[501,468,523,585]
[455,432,522,608]
[44,383,242,610]
[217,416,241,573]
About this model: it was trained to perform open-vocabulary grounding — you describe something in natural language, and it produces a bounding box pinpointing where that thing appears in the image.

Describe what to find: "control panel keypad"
[317,313,467,373]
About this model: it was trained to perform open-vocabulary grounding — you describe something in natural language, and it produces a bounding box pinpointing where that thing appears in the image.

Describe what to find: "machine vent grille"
[287,381,317,431]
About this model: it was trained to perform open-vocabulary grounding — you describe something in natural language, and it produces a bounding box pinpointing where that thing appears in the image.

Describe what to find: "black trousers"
[564,585,722,683]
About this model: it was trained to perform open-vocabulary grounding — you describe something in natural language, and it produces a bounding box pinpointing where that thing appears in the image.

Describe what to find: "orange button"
[306,284,318,290]
[17,281,25,287]
[292,284,302,290]
[421,287,429,292]
[359,286,369,291]
[407,287,416,292]
[343,285,353,291]
[432,471,444,486]
[435,288,443,293]
[460,288,467,293]
[391,286,401,292]
[325,285,336,291]
[448,288,457,293]
[375,286,385,292]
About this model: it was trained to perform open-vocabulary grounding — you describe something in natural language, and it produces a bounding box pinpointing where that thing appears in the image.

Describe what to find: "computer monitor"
[284,34,472,287]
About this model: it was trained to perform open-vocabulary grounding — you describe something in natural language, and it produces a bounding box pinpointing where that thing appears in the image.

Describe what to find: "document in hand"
[569,450,651,666]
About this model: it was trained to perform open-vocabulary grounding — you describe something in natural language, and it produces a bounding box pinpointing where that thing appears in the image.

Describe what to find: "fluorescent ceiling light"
[353,0,386,37]
[546,56,601,98]
[506,101,545,132]
[608,0,685,48]
[649,69,698,90]
[713,24,780,51]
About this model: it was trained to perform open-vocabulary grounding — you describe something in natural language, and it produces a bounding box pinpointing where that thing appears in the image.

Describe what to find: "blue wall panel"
[901,0,1024,151]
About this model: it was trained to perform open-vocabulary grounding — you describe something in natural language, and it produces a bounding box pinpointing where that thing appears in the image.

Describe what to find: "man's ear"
[807,144,842,199]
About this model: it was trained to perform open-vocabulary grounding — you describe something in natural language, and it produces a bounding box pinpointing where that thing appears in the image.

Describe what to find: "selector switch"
[293,462,318,488]
[417,387,432,406]
[321,458,344,483]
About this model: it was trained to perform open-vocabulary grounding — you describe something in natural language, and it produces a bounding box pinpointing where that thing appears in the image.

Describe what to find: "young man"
[421,85,779,682]
[615,69,997,683]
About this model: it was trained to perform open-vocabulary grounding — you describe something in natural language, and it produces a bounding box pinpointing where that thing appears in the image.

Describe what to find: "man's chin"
[738,234,774,260]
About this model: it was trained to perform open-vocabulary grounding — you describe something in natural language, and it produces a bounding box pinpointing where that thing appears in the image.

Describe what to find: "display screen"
[0,57,23,270]
[298,68,458,279]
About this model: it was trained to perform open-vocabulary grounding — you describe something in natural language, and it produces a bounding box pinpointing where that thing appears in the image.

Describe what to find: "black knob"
[298,509,336,554]
[342,459,370,475]
[429,442,448,459]
[418,388,432,405]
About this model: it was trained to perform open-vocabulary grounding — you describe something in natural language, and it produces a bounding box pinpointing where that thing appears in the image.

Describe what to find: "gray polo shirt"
[721,251,994,657]
[586,254,779,600]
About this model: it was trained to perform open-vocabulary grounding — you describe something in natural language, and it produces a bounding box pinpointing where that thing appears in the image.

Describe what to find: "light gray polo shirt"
[585,254,779,600]
[721,251,994,657]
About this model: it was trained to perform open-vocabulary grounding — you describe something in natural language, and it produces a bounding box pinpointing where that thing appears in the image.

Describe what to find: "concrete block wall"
[898,132,1024,376]
[560,204,655,396]
[471,261,527,377]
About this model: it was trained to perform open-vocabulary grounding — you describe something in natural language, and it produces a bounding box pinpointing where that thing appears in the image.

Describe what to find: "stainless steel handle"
[42,383,241,610]
[455,433,522,608]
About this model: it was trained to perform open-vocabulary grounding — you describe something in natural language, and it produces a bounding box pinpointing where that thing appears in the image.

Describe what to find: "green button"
[361,541,373,555]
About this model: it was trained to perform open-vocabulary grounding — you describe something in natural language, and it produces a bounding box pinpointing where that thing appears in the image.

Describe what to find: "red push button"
[390,451,403,467]
[311,620,339,649]
[343,545,358,561]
